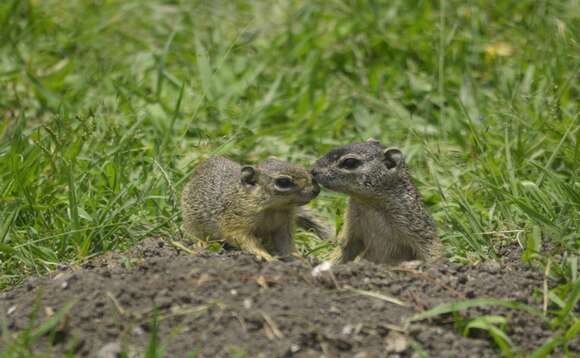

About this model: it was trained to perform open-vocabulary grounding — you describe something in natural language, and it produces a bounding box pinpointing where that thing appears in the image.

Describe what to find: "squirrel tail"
[295,207,334,241]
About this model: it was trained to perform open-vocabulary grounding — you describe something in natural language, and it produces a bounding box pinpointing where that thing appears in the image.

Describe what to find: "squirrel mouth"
[313,178,336,191]
[295,198,313,206]
[295,193,318,206]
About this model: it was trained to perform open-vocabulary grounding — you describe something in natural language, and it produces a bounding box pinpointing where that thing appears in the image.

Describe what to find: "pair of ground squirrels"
[181,139,439,264]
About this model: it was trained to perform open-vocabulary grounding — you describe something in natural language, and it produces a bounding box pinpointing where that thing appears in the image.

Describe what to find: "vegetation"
[0,0,578,355]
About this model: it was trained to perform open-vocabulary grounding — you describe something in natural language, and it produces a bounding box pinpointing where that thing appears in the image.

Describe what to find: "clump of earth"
[1,238,577,357]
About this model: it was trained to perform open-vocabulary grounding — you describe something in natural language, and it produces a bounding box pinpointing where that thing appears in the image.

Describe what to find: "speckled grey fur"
[312,140,440,265]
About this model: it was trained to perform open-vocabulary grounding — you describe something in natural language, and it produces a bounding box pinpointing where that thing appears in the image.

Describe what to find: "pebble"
[96,342,121,358]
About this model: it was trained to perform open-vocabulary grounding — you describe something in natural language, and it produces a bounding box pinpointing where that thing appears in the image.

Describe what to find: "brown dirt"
[1,238,577,357]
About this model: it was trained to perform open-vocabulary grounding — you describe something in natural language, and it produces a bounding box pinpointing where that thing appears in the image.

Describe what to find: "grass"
[0,0,578,355]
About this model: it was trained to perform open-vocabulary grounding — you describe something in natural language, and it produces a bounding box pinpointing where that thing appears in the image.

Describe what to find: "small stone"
[132,326,145,336]
[45,306,54,317]
[342,323,363,336]
[7,305,16,315]
[342,324,354,335]
[170,305,182,314]
[53,272,66,280]
[96,342,122,358]
[384,331,409,353]
[243,298,252,309]
[311,261,333,277]
[354,352,374,358]
[398,260,423,270]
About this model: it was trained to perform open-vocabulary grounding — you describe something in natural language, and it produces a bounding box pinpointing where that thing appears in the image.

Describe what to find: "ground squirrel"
[181,156,330,261]
[311,139,440,265]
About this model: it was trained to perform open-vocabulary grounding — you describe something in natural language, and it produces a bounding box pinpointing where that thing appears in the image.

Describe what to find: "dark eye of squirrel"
[275,177,295,189]
[339,158,362,170]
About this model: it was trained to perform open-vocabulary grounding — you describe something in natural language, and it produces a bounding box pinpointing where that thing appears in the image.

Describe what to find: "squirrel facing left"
[181,156,331,261]
[311,139,440,265]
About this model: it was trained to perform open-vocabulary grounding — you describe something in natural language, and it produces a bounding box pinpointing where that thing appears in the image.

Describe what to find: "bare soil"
[1,238,577,357]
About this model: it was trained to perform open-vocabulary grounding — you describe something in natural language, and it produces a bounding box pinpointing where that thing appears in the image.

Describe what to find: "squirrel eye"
[275,177,295,189]
[339,158,362,170]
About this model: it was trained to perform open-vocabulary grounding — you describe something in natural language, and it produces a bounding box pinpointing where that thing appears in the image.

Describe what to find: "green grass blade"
[407,298,543,322]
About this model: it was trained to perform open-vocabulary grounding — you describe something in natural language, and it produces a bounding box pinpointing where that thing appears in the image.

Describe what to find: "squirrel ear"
[383,148,404,169]
[241,166,258,185]
[367,138,380,144]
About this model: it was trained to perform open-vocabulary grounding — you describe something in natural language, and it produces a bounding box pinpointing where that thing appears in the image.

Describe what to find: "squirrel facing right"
[181,156,329,261]
[311,139,440,265]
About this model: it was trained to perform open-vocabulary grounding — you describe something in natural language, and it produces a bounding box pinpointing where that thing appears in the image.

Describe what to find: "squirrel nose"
[311,168,320,177]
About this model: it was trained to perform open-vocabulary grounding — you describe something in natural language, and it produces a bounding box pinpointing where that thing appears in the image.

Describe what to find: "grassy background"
[0,0,578,354]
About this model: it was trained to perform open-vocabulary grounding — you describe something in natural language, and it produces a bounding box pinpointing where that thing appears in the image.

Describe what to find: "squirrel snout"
[311,168,321,178]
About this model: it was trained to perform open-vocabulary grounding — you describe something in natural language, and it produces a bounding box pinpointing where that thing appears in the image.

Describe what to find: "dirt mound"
[1,238,576,357]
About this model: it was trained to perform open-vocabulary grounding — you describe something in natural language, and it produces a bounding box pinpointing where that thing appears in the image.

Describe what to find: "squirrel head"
[311,139,406,198]
[240,157,320,209]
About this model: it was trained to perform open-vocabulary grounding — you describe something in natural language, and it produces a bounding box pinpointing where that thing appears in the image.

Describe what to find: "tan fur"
[181,156,323,261]
[331,197,441,265]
